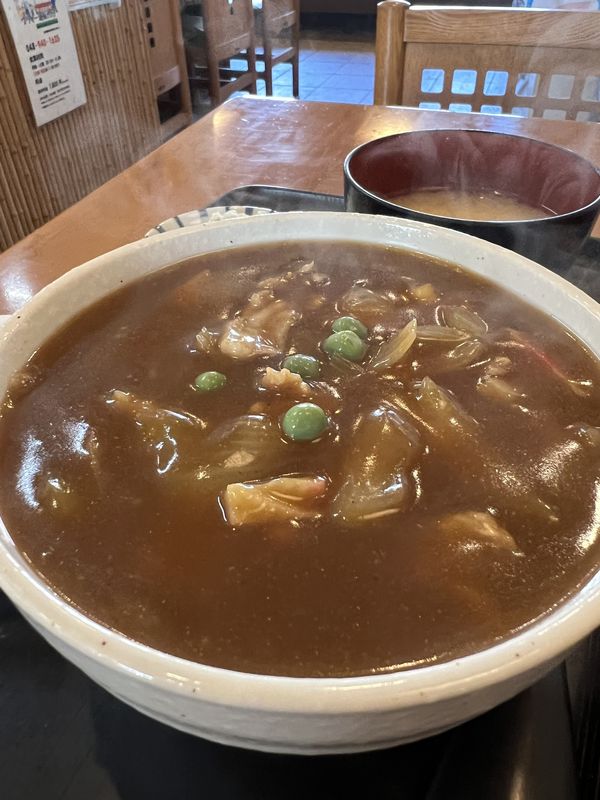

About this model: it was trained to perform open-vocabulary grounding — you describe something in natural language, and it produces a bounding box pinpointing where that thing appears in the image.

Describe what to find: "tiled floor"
[228,38,375,106]
[186,17,376,117]
[260,40,375,105]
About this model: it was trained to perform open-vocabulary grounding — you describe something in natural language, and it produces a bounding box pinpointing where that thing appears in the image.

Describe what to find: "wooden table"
[0,96,598,315]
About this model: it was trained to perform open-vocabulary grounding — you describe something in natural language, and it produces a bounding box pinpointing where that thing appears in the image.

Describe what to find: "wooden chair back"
[262,0,298,38]
[259,0,300,96]
[204,0,256,62]
[145,0,192,140]
[194,0,258,105]
[374,2,600,122]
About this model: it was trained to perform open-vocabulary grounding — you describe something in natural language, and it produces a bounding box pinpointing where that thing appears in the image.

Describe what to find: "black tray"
[2,185,599,800]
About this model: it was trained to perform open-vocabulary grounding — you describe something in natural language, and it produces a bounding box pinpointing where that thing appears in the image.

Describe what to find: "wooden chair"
[185,0,258,107]
[374,2,600,122]
[144,0,192,140]
[256,0,300,97]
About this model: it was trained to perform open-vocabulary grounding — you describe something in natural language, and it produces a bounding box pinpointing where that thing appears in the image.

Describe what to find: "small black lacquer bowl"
[344,129,600,273]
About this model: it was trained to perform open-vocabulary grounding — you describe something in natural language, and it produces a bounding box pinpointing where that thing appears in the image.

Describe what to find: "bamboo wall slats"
[0,0,162,252]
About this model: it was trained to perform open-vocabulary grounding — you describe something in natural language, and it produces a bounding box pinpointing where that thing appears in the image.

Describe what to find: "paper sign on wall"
[1,0,87,126]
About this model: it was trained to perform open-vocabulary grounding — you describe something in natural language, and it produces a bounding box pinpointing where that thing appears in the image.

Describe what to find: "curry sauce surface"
[1,242,600,677]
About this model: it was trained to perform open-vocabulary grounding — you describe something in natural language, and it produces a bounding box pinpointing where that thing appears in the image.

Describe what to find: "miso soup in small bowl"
[344,129,600,272]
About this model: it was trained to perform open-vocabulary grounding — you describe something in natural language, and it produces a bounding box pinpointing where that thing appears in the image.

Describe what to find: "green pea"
[282,403,328,442]
[332,316,368,340]
[322,330,367,362]
[194,371,227,392]
[282,354,321,381]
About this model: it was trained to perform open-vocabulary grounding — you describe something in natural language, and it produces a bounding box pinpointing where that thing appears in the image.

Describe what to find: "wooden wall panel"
[0,0,162,252]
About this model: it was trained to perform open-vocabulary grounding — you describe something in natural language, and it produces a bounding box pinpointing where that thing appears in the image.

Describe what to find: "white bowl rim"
[1,210,600,716]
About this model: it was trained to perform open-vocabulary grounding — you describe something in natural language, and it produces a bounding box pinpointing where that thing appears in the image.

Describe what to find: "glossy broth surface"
[1,241,599,678]
[387,188,554,221]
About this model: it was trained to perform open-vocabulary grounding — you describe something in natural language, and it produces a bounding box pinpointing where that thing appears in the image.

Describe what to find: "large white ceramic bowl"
[1,212,600,755]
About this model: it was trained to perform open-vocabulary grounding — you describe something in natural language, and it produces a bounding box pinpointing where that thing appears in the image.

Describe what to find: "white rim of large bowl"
[1,211,600,715]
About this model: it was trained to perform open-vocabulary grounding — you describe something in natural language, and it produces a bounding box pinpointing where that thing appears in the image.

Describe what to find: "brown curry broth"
[1,241,600,678]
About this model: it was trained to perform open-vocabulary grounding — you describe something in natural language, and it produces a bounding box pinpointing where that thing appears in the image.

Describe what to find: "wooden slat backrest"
[375,2,600,122]
[203,0,255,63]
[262,0,298,36]
[146,0,181,94]
[259,0,300,97]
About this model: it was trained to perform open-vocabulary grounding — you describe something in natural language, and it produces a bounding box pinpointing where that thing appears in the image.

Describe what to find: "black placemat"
[0,596,581,800]
[2,184,598,800]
